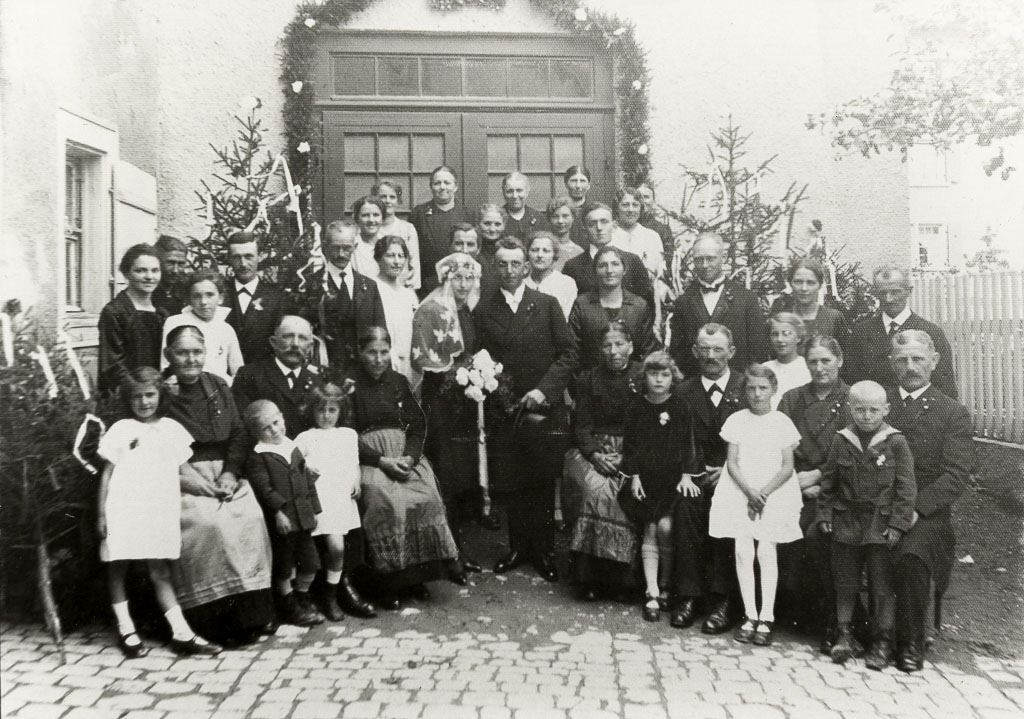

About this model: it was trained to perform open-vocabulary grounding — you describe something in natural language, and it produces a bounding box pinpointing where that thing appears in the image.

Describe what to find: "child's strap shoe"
[733,617,757,643]
[752,620,774,646]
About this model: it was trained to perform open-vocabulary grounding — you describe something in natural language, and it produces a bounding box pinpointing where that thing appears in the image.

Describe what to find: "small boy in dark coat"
[818,380,916,670]
[243,399,324,628]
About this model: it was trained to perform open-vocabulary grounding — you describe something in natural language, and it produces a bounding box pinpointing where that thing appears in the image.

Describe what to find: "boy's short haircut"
[243,399,280,434]
[449,222,477,243]
[849,380,887,404]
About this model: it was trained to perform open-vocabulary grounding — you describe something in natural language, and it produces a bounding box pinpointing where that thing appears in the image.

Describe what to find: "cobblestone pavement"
[3,566,1024,719]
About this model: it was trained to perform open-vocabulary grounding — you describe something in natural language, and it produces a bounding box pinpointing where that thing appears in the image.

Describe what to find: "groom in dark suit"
[668,232,768,378]
[886,329,973,672]
[670,323,745,633]
[223,232,286,363]
[291,221,386,380]
[475,237,578,581]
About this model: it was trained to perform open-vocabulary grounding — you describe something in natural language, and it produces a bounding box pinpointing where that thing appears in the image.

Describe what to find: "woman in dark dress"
[349,326,464,608]
[409,165,473,298]
[98,244,169,394]
[162,325,275,646]
[563,165,596,251]
[776,335,852,648]
[770,257,851,354]
[568,246,658,370]
[563,323,644,600]
[411,252,495,571]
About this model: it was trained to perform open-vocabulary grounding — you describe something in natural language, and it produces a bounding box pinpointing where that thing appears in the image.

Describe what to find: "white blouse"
[161,306,243,385]
[526,271,578,319]
[612,223,664,277]
[376,279,419,384]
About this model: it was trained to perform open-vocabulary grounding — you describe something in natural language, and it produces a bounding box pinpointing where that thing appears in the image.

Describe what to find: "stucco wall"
[3,0,910,320]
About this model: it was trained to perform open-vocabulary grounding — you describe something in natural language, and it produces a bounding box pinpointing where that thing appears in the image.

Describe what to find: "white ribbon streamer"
[0,312,13,367]
[30,345,59,399]
[58,330,90,400]
[73,413,106,475]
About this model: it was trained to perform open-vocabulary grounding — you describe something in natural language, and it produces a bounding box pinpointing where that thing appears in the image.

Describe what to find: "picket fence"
[912,270,1024,445]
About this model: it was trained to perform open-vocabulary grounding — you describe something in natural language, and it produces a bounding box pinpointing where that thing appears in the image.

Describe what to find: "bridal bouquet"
[454,349,502,402]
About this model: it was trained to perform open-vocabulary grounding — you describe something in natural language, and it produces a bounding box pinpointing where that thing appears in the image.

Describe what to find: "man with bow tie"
[668,232,768,378]
[224,232,286,364]
[668,323,745,632]
[886,329,973,672]
[844,265,956,398]
[291,221,386,381]
[475,237,578,582]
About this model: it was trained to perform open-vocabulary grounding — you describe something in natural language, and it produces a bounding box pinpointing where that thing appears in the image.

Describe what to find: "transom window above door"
[331,53,593,99]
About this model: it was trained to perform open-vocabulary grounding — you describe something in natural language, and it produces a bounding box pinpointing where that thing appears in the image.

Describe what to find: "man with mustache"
[668,323,745,633]
[885,329,973,672]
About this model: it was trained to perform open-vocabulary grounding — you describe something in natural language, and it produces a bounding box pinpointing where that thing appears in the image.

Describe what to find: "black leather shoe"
[478,513,502,531]
[338,575,377,618]
[318,586,345,622]
[408,584,431,601]
[494,550,525,574]
[670,598,698,629]
[897,640,924,673]
[701,598,734,634]
[376,593,401,611]
[751,620,774,646]
[818,624,836,655]
[535,553,559,583]
[117,632,145,659]
[865,639,894,671]
[642,596,661,622]
[278,593,323,627]
[830,623,864,664]
[460,555,483,574]
[169,636,222,656]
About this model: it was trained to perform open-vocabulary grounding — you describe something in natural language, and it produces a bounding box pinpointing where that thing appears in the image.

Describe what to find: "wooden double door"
[321,110,614,222]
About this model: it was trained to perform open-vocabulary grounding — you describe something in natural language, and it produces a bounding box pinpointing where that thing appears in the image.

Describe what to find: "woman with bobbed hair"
[763,311,811,409]
[770,257,850,352]
[351,195,388,278]
[98,244,169,394]
[373,235,419,384]
[545,196,584,271]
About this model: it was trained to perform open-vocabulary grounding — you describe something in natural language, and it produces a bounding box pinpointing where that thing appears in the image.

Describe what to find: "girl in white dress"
[294,384,362,619]
[763,312,811,410]
[709,363,802,647]
[160,270,243,385]
[97,368,220,657]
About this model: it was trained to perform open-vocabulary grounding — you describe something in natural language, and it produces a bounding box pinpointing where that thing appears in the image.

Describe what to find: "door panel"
[321,111,461,222]
[462,113,612,212]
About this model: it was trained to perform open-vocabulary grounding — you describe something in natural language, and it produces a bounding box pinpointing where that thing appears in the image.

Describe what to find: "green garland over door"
[280,0,652,200]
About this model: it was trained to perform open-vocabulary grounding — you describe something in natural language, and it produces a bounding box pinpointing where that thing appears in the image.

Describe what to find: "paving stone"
[62,710,123,719]
[342,702,382,718]
[12,705,68,719]
[293,701,343,718]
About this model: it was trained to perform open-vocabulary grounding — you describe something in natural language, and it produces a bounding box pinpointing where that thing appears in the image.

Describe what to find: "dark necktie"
[707,383,722,398]
[902,394,913,408]
[887,321,900,337]
[286,371,296,390]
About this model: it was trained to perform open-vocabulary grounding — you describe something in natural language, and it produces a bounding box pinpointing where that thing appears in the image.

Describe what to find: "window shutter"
[111,161,158,294]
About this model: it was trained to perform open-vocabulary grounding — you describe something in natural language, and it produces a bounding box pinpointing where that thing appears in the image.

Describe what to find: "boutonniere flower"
[659,411,670,425]
[425,206,433,216]
[876,454,887,468]
[251,297,264,312]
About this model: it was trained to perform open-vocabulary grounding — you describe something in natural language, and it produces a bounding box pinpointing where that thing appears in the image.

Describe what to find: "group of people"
[93,164,972,677]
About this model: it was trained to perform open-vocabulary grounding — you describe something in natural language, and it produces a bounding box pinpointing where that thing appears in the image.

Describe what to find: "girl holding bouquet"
[411,253,496,572]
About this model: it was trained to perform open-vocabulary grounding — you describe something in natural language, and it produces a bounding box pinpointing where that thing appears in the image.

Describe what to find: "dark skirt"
[422,372,480,505]
[183,588,275,643]
[358,429,460,589]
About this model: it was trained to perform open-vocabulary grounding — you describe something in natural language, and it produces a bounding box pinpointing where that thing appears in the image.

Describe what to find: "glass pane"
[508,58,548,97]
[333,55,375,95]
[488,176,506,206]
[553,136,585,173]
[550,59,592,98]
[411,174,434,207]
[378,135,410,173]
[526,174,554,208]
[411,135,444,173]
[520,136,551,173]
[466,58,506,96]
[422,57,462,96]
[344,135,376,172]
[344,174,379,206]
[487,136,517,173]
[378,56,419,96]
